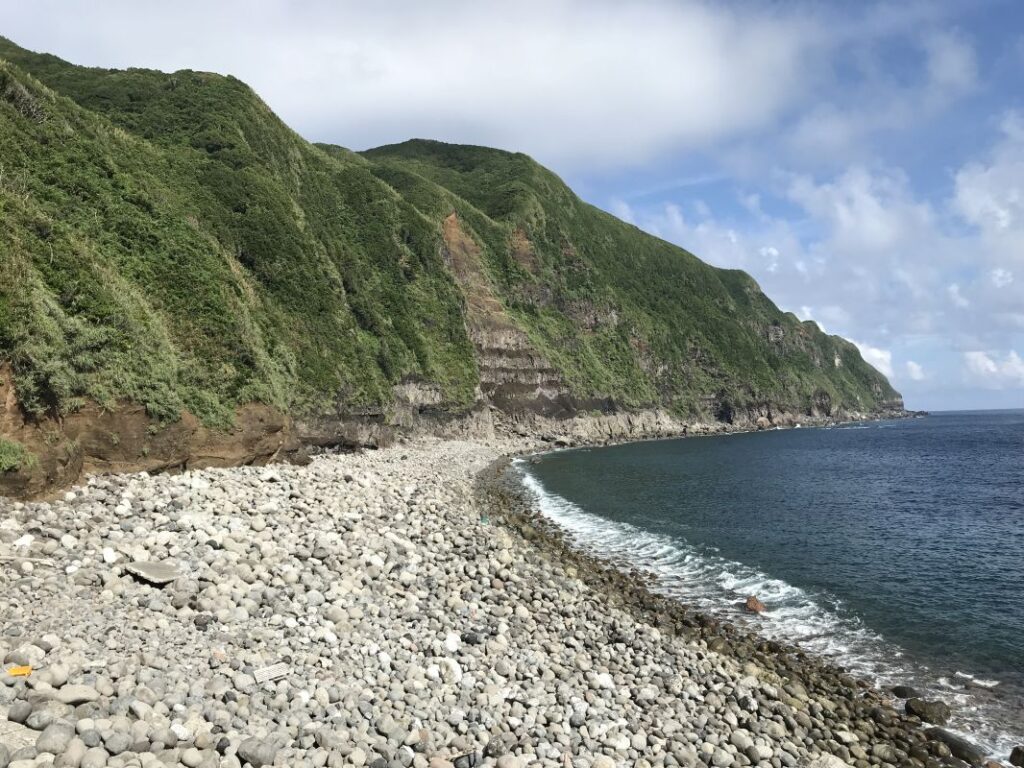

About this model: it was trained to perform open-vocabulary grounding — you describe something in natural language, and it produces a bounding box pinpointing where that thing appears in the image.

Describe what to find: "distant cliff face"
[0,37,901,494]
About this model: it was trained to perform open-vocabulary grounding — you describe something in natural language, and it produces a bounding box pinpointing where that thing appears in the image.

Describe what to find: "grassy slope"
[0,37,899,437]
[364,140,900,416]
[0,40,479,428]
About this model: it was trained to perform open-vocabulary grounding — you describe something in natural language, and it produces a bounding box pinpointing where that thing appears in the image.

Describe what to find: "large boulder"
[925,728,986,766]
[36,722,75,755]
[238,738,278,767]
[744,595,767,614]
[1009,746,1024,767]
[906,697,951,724]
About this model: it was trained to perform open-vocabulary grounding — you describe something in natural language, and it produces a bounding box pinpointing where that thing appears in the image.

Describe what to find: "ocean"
[516,411,1024,759]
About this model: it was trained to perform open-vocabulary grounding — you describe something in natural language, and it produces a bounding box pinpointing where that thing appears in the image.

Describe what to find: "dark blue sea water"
[518,411,1024,758]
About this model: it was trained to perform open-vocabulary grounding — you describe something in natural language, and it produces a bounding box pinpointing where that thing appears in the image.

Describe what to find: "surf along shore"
[0,429,997,768]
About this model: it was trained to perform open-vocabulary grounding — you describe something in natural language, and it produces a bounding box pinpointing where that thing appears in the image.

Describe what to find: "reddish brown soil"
[0,364,298,499]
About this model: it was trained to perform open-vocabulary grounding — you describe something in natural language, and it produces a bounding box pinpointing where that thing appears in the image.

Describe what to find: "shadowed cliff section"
[0,37,902,496]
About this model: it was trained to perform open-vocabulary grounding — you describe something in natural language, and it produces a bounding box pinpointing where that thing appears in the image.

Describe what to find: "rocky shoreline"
[0,433,998,768]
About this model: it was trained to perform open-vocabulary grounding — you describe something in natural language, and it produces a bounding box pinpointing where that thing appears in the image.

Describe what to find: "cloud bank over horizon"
[3,0,1021,409]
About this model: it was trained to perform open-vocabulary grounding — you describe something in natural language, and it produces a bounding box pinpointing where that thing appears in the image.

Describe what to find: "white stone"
[593,672,615,689]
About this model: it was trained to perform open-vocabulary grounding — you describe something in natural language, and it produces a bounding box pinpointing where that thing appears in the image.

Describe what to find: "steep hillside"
[364,140,900,418]
[0,38,901,495]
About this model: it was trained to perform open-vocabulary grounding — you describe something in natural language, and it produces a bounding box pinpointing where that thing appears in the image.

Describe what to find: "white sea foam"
[514,460,1021,760]
[956,671,1002,688]
[516,464,906,680]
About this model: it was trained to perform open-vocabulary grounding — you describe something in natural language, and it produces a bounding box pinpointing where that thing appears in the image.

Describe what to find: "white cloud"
[609,199,636,225]
[851,340,894,378]
[0,0,824,168]
[964,350,1024,387]
[787,166,936,255]
[955,112,1024,255]
[808,305,852,331]
[947,283,970,308]
[906,360,925,380]
[609,163,949,363]
[965,350,998,376]
[759,246,780,272]
[991,268,1014,288]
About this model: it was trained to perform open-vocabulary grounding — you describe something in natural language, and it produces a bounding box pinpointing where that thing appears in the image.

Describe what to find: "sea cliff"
[1,37,901,498]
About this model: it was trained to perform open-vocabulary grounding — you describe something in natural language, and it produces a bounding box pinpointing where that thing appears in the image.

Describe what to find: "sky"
[3,0,1023,410]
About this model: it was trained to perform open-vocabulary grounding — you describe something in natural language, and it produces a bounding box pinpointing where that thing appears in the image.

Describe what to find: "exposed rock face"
[471,326,567,414]
[441,214,568,415]
[0,362,504,499]
[0,364,297,499]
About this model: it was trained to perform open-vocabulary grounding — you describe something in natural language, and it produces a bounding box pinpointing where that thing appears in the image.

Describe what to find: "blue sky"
[4,0,1023,410]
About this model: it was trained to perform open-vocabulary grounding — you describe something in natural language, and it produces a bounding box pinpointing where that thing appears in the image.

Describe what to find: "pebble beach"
[0,437,996,768]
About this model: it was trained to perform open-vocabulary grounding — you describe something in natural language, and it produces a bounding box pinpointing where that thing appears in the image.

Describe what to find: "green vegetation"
[0,437,34,472]
[0,39,478,426]
[365,140,900,415]
[0,37,899,433]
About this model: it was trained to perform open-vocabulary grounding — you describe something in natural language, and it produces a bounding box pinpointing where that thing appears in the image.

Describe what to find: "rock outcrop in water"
[905,699,952,726]
[744,596,768,614]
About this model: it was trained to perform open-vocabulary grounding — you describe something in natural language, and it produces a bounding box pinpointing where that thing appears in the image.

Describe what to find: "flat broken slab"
[0,718,36,752]
[254,662,289,684]
[124,560,180,585]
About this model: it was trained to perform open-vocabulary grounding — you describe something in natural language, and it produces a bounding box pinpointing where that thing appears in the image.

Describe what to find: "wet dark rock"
[1009,746,1024,767]
[744,595,766,614]
[892,685,922,699]
[925,728,986,766]
[906,698,951,725]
